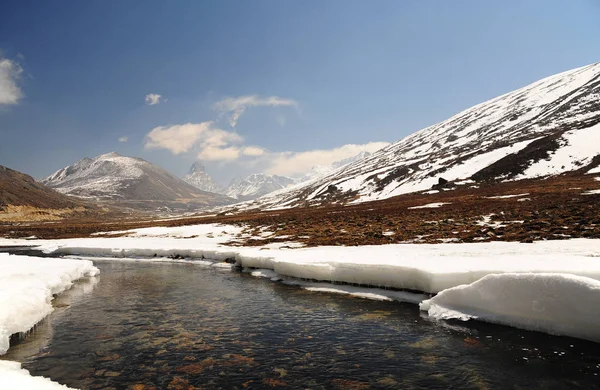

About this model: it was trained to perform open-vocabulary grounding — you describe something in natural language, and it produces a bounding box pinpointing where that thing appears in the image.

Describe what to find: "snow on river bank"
[0,360,74,389]
[0,253,98,387]
[2,222,600,343]
[420,273,600,342]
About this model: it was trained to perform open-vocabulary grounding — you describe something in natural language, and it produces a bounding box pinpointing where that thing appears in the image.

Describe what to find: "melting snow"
[420,273,600,343]
[583,189,600,195]
[408,202,451,209]
[0,254,98,388]
[0,361,74,389]
[485,193,529,199]
[0,254,99,355]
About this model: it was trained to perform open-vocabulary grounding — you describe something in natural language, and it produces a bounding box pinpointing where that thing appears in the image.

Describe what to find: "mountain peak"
[98,152,122,159]
[189,161,206,175]
[183,163,225,194]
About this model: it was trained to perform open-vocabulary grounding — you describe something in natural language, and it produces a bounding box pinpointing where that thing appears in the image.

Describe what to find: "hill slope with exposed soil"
[0,165,98,222]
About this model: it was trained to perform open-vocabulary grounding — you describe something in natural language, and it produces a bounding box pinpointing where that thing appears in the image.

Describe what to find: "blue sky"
[0,1,599,184]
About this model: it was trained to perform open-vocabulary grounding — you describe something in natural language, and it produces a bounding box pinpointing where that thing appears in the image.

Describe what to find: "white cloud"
[144,120,389,174]
[242,146,266,157]
[145,93,163,105]
[197,146,241,161]
[0,57,23,105]
[213,95,298,127]
[145,121,244,156]
[118,136,129,143]
[264,142,390,177]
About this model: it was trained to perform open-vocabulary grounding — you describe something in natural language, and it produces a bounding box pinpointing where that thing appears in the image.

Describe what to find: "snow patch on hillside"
[408,202,451,209]
[517,124,600,179]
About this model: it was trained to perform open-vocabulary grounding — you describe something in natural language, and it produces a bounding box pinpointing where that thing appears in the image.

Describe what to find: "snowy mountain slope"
[226,173,296,201]
[235,62,600,210]
[42,152,233,207]
[182,162,225,194]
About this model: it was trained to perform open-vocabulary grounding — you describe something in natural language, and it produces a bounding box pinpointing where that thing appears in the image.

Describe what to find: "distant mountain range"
[229,62,600,211]
[42,152,234,212]
[182,151,374,201]
[225,173,296,201]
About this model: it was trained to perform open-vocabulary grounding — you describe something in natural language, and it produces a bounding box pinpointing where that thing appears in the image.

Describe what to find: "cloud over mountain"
[213,95,298,127]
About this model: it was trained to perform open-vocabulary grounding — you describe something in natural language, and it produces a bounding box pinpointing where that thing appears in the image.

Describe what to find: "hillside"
[0,165,95,222]
[232,62,600,211]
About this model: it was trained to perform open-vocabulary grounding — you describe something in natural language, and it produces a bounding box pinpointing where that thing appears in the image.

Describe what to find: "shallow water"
[4,260,600,389]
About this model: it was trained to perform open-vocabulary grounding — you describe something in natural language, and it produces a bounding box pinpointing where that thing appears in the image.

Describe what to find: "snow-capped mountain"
[182,153,373,202]
[235,62,600,210]
[42,152,233,209]
[226,173,296,201]
[183,162,225,194]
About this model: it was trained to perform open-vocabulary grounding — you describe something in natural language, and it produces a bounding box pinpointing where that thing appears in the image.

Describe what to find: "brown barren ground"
[1,174,599,246]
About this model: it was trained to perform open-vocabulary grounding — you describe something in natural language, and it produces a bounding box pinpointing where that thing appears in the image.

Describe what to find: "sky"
[0,1,599,184]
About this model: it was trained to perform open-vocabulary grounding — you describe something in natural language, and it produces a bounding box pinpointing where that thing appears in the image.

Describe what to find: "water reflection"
[1,276,98,362]
[4,261,600,389]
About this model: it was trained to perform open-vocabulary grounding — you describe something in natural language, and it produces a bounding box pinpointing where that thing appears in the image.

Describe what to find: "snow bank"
[0,254,99,354]
[0,361,74,389]
[4,229,599,295]
[34,237,600,294]
[420,273,600,342]
[236,245,600,294]
[4,224,600,342]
